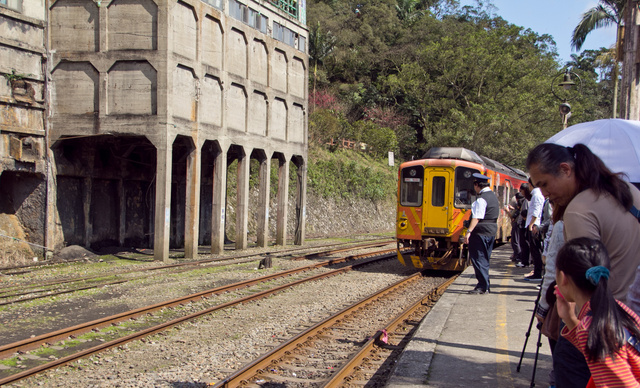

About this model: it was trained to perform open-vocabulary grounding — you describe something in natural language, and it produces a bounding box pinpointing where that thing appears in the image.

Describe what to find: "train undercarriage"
[396,237,468,271]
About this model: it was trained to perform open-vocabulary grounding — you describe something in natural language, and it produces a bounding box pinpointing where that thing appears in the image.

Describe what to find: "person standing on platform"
[516,183,531,268]
[527,142,640,388]
[463,173,499,295]
[506,192,523,262]
[524,184,545,281]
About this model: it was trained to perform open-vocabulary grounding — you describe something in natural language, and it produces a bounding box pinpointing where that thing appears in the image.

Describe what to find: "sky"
[459,0,618,65]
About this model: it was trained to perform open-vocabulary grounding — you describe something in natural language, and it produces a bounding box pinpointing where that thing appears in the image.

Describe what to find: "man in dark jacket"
[463,173,499,294]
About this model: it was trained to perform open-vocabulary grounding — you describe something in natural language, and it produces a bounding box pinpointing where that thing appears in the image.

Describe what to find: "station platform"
[387,245,554,388]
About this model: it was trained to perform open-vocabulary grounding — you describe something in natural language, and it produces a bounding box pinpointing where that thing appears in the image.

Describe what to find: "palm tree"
[309,21,336,111]
[571,0,625,117]
[396,0,424,24]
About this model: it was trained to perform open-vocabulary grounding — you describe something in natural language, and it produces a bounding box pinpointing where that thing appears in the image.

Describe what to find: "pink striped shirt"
[562,300,640,387]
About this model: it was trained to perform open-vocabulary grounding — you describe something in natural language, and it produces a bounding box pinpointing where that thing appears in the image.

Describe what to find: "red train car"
[396,147,528,271]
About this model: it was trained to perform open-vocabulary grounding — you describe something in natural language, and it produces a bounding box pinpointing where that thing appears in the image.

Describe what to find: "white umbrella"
[546,118,640,183]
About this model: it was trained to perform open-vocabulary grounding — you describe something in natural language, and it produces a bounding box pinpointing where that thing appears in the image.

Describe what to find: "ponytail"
[526,143,632,212]
[556,238,640,361]
[571,144,632,211]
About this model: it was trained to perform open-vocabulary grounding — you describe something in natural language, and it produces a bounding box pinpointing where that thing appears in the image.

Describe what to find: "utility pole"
[621,0,640,120]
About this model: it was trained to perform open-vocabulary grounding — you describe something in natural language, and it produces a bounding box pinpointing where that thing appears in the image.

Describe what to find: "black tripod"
[517,279,544,387]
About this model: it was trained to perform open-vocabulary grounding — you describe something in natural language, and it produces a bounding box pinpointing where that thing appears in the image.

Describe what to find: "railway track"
[0,238,393,276]
[0,247,406,385]
[0,240,393,307]
[213,272,455,387]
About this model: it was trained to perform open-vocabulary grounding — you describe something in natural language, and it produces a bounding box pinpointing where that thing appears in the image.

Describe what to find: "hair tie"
[585,266,609,286]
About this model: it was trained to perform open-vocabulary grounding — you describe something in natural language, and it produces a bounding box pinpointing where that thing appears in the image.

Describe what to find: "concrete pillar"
[184,142,201,259]
[276,158,289,246]
[154,141,173,262]
[294,159,306,245]
[83,177,92,247]
[44,150,58,253]
[211,149,227,254]
[256,155,270,247]
[236,151,250,250]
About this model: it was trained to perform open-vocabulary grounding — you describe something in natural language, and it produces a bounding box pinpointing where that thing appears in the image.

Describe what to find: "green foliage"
[351,120,398,157]
[306,145,396,202]
[309,108,351,147]
[3,69,31,83]
[307,0,615,170]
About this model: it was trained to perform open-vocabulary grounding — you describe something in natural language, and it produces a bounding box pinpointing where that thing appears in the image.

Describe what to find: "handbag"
[540,281,560,341]
[541,301,560,341]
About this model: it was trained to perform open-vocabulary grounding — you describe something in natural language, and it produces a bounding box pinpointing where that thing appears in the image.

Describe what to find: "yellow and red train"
[396,147,528,271]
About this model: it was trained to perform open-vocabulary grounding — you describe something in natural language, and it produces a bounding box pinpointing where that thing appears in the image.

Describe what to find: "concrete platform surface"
[387,245,553,388]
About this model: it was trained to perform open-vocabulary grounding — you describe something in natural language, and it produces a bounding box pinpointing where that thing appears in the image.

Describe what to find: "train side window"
[400,166,424,206]
[432,176,445,207]
[454,167,480,209]
[497,185,505,209]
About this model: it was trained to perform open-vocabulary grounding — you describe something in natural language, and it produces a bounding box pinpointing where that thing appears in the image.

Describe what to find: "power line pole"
[621,0,640,119]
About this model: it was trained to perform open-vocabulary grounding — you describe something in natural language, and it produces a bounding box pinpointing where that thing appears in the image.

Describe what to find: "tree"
[396,0,425,24]
[571,0,625,51]
[379,14,560,166]
[571,0,625,117]
[309,21,336,110]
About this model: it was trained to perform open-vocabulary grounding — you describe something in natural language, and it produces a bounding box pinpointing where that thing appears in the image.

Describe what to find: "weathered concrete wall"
[0,3,47,262]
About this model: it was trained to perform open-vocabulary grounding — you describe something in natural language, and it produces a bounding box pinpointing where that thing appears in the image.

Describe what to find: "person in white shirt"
[524,185,545,281]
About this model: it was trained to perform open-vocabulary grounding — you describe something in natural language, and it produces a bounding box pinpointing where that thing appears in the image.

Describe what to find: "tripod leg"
[517,307,536,372]
[517,284,543,372]
[530,326,543,387]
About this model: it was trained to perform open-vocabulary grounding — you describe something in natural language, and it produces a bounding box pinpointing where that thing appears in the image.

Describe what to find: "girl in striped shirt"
[555,238,640,387]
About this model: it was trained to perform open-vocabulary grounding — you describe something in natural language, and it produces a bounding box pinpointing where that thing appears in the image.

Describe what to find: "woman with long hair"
[526,143,640,307]
[526,142,640,388]
[555,238,640,387]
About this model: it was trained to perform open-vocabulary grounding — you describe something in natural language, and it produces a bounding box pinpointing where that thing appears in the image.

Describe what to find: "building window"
[270,0,297,18]
[230,0,248,23]
[0,0,22,12]
[201,0,223,10]
[273,21,284,42]
[249,8,268,34]
[298,35,306,53]
[273,21,305,52]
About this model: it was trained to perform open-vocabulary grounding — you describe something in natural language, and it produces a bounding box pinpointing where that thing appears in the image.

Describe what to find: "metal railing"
[270,0,297,18]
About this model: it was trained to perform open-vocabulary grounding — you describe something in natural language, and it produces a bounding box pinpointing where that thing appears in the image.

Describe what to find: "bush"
[307,146,396,203]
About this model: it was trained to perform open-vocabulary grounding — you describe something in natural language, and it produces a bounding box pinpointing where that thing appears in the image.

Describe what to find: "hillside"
[303,144,397,238]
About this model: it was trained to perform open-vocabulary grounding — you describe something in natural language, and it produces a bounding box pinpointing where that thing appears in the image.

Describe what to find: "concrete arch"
[50,135,156,251]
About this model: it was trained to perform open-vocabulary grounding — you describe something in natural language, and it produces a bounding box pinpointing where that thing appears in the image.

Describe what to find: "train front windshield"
[454,167,480,208]
[400,166,424,206]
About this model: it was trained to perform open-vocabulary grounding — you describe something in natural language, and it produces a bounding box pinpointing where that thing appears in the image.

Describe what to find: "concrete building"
[1,0,309,263]
[0,0,48,260]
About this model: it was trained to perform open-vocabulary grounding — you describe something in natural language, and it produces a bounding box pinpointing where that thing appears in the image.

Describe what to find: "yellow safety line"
[496,259,515,387]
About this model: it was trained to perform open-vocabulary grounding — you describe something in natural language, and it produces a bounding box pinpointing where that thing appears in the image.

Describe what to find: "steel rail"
[322,275,457,387]
[0,238,393,276]
[212,271,428,388]
[0,250,401,385]
[0,248,397,359]
[0,240,393,297]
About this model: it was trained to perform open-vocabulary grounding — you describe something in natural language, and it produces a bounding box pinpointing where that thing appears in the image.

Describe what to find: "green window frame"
[270,0,297,18]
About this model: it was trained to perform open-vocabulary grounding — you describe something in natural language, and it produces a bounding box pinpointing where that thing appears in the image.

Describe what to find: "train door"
[426,169,451,230]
